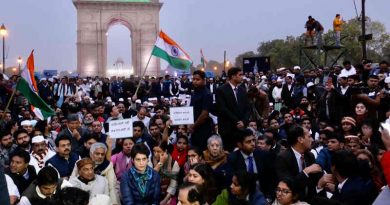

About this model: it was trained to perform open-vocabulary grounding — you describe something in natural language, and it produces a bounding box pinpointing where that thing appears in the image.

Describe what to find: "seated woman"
[177,182,207,205]
[213,171,266,205]
[69,158,110,201]
[272,177,309,205]
[202,135,229,191]
[183,146,205,175]
[170,135,189,168]
[111,138,135,181]
[120,143,160,205]
[152,142,180,205]
[187,163,219,204]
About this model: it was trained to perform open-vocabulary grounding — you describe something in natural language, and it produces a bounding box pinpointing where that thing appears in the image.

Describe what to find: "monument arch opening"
[106,23,132,76]
[73,0,162,77]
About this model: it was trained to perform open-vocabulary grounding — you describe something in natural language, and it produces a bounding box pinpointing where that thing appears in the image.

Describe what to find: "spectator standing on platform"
[333,14,345,47]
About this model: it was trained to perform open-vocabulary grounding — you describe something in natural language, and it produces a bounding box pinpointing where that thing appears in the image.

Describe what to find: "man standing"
[333,14,345,47]
[216,67,250,151]
[189,70,214,150]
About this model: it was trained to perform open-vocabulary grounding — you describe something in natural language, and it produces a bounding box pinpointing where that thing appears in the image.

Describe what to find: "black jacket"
[6,165,37,194]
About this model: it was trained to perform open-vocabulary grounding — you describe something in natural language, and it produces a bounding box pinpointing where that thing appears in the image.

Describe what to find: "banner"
[108,119,133,138]
[170,107,194,125]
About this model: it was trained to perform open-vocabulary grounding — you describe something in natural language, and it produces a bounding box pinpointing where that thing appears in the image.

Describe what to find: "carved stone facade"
[73,0,162,76]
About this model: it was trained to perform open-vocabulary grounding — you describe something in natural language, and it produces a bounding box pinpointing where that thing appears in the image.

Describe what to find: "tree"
[235,17,390,69]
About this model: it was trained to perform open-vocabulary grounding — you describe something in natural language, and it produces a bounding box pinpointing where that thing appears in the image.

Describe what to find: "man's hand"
[72,129,81,140]
[304,163,322,174]
[106,136,113,149]
[317,174,334,189]
[236,121,245,129]
[159,152,168,164]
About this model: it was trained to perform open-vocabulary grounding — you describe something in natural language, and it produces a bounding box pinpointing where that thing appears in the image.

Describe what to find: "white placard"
[108,119,133,139]
[170,106,194,125]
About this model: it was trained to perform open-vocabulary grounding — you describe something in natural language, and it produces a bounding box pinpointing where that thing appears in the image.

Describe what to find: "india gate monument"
[73,0,162,77]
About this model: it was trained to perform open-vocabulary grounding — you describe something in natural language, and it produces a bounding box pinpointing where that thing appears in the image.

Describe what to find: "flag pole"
[1,69,21,121]
[133,53,153,98]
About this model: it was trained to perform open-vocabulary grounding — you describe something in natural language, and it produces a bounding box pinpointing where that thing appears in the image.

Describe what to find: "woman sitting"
[152,142,180,205]
[187,163,219,204]
[272,177,309,205]
[213,171,266,205]
[120,143,160,205]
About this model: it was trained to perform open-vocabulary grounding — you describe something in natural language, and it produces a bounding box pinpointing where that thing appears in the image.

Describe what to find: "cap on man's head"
[21,120,32,126]
[32,135,46,144]
[293,66,301,70]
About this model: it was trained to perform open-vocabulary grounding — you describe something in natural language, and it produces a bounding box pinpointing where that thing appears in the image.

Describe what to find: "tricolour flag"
[152,31,192,70]
[200,49,208,68]
[16,51,55,120]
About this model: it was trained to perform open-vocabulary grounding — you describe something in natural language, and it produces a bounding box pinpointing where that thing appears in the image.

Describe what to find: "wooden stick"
[134,54,153,98]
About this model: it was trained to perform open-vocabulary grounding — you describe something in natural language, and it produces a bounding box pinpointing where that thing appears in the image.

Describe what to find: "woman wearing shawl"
[120,143,160,205]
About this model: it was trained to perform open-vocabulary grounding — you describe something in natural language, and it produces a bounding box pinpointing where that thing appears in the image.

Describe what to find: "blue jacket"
[45,152,79,178]
[316,148,332,173]
[120,167,160,205]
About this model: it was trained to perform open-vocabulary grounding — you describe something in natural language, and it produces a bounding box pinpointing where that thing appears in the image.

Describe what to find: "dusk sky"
[1,0,389,71]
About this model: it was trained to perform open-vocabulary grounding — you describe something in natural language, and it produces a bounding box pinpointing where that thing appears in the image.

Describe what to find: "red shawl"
[171,144,188,167]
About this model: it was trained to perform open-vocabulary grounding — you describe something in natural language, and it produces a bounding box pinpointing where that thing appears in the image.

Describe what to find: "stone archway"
[73,0,162,77]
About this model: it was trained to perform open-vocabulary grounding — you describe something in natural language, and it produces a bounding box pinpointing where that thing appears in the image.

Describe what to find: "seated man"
[18,166,72,205]
[6,149,37,194]
[46,135,80,179]
[316,150,377,205]
[316,132,345,173]
[69,158,110,202]
[29,136,56,174]
[227,128,273,198]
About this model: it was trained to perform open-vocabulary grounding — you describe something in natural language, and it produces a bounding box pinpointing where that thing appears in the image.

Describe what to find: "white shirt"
[340,66,356,77]
[131,115,150,129]
[291,147,305,174]
[240,151,258,174]
[338,178,349,192]
[5,174,20,198]
[29,149,56,174]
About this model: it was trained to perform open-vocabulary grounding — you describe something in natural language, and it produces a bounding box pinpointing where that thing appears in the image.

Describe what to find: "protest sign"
[108,119,133,138]
[170,107,194,125]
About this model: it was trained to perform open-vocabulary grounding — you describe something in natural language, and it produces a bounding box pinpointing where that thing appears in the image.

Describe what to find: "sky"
[1,0,390,71]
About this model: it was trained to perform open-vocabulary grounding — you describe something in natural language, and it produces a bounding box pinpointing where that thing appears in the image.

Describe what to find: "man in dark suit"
[316,150,377,205]
[216,67,250,151]
[275,125,322,202]
[281,75,294,109]
[57,114,89,152]
[227,128,273,198]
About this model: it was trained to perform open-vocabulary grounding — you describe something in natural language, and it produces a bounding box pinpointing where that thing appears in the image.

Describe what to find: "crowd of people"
[0,59,390,205]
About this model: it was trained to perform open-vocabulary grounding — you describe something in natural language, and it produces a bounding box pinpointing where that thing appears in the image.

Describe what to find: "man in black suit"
[216,67,250,151]
[57,114,89,152]
[316,150,377,205]
[281,75,294,109]
[275,125,322,202]
[227,128,273,198]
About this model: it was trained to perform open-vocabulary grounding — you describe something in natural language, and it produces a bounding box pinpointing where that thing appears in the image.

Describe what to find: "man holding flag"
[15,51,55,120]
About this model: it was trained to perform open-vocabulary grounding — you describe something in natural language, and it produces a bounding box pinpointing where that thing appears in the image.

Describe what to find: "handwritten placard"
[170,107,194,125]
[108,119,133,138]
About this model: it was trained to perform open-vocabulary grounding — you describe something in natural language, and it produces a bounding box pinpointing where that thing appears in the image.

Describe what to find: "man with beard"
[148,123,162,148]
[29,136,55,174]
[6,149,37,194]
[189,70,214,150]
[0,132,17,167]
[14,129,31,152]
[46,135,80,179]
[20,120,34,135]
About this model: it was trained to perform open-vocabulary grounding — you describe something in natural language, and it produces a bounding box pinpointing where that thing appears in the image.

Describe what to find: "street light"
[213,66,217,71]
[0,24,6,74]
[17,56,22,73]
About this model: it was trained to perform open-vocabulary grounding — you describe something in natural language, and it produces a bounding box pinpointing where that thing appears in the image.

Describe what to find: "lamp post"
[17,56,22,73]
[0,24,6,74]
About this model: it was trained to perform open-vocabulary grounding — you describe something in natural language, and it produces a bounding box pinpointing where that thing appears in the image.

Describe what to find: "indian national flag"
[152,31,192,70]
[16,51,55,120]
[200,49,208,68]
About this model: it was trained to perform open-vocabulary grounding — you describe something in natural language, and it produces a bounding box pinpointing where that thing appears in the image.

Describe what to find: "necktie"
[300,154,306,171]
[233,87,238,103]
[247,156,254,173]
